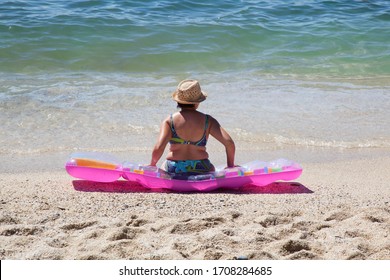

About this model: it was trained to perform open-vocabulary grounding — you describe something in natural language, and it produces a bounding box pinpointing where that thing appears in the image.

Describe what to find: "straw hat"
[172,79,207,104]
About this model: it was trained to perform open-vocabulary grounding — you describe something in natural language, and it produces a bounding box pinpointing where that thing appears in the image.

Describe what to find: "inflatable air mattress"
[65,152,303,192]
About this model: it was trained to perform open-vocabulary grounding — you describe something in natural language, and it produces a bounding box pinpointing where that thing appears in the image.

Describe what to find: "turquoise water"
[1,0,390,169]
[1,0,389,76]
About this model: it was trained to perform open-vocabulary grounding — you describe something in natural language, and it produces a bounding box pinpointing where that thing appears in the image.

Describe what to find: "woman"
[150,79,236,177]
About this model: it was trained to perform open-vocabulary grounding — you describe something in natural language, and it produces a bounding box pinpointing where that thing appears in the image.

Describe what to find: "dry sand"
[1,156,389,260]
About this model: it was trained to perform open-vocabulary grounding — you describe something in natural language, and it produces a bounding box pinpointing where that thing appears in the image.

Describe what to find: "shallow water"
[1,0,390,170]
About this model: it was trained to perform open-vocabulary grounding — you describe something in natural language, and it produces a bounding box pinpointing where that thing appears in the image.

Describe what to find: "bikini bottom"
[164,159,214,179]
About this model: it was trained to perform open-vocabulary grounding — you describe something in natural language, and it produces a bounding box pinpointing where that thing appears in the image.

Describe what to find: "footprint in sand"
[255,234,275,245]
[316,224,332,230]
[39,213,60,224]
[258,214,294,228]
[287,250,318,260]
[46,237,68,248]
[107,227,142,241]
[325,211,351,222]
[204,250,223,260]
[0,225,42,236]
[126,215,149,227]
[60,221,97,231]
[280,239,311,256]
[347,251,366,260]
[246,251,276,260]
[291,220,314,231]
[172,242,191,259]
[84,230,104,239]
[170,217,225,234]
[365,215,385,223]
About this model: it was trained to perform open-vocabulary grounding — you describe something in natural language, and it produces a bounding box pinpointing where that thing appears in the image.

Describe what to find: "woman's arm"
[208,116,236,167]
[150,117,171,166]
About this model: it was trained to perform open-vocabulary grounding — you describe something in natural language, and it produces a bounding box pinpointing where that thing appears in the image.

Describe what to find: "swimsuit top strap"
[195,114,209,146]
[170,114,179,138]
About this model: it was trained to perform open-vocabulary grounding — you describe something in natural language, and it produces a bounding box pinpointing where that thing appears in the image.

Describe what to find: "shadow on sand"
[73,180,313,194]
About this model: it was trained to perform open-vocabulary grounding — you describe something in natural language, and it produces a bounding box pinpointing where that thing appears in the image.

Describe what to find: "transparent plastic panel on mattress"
[123,162,162,177]
[242,158,300,174]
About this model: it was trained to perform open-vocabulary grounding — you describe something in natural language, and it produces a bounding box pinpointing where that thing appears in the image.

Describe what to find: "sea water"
[1,0,390,171]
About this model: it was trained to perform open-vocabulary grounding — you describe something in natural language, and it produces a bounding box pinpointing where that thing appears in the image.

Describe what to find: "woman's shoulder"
[204,113,217,122]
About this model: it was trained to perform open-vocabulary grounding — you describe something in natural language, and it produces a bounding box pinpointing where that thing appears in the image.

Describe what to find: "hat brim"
[172,90,207,104]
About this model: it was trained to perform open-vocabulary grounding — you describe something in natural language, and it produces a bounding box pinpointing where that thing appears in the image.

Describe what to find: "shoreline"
[1,155,389,259]
[1,145,389,173]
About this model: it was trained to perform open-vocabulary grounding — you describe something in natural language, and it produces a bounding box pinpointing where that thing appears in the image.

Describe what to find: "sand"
[1,156,389,260]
